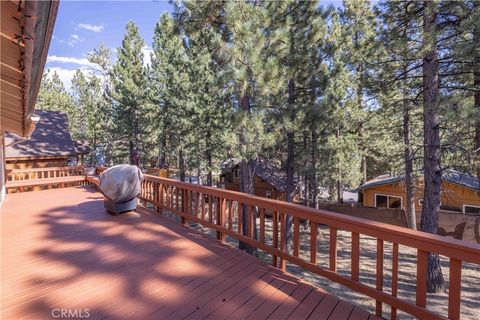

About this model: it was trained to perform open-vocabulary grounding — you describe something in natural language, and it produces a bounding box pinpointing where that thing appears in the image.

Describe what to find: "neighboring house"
[5,110,84,170]
[358,170,480,215]
[74,139,91,165]
[220,158,300,201]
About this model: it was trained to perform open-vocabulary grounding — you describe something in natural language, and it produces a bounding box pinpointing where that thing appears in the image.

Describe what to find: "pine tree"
[110,22,148,166]
[70,70,102,164]
[150,13,192,180]
[376,1,424,229]
[88,44,114,165]
[340,0,384,185]
[421,0,445,293]
[36,70,76,117]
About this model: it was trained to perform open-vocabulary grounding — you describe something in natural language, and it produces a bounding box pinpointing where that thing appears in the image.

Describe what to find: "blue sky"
[46,0,344,91]
[46,1,173,90]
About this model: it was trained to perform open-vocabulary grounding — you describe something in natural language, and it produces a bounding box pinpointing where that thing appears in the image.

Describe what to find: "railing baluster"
[228,200,233,230]
[192,192,196,216]
[416,249,428,308]
[209,195,213,223]
[330,226,337,272]
[260,208,266,244]
[272,211,278,267]
[376,238,384,317]
[248,205,253,238]
[216,197,226,241]
[201,193,205,220]
[238,203,243,235]
[280,212,286,270]
[391,242,399,320]
[175,187,179,210]
[310,221,317,264]
[159,183,164,212]
[180,189,186,224]
[351,232,360,281]
[448,258,462,320]
[293,217,300,257]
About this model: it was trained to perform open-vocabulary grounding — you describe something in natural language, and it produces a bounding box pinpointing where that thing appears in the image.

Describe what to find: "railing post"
[351,232,359,281]
[376,239,384,317]
[448,258,462,320]
[416,249,428,308]
[310,221,317,265]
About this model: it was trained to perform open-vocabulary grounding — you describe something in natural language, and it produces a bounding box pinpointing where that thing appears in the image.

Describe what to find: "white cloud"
[77,23,104,33]
[47,55,99,69]
[68,34,85,47]
[44,67,80,91]
[46,54,102,91]
[142,45,154,67]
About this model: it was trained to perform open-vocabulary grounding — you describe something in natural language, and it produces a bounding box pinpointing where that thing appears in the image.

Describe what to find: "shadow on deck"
[0,186,377,320]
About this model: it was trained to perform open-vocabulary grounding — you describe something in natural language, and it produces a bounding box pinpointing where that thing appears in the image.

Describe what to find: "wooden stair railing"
[138,173,480,320]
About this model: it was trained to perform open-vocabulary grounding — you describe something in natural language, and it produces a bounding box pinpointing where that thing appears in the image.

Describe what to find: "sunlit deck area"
[1,186,376,320]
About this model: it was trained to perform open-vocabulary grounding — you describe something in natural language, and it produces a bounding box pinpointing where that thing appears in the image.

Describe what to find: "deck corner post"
[216,197,226,242]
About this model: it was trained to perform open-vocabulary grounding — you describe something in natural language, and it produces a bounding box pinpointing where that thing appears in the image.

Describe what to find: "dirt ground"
[158,206,479,319]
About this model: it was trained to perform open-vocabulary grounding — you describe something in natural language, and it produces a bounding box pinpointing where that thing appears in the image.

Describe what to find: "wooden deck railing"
[6,166,85,181]
[5,166,96,192]
[138,173,480,320]
[5,166,480,319]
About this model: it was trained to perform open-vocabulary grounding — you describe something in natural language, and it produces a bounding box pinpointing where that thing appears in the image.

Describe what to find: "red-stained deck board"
[1,186,377,320]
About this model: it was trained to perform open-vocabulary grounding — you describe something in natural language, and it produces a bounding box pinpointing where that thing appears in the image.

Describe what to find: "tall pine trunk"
[206,127,213,186]
[238,94,256,254]
[403,103,417,229]
[178,149,186,182]
[285,77,295,254]
[303,132,309,206]
[130,108,140,166]
[473,10,480,182]
[402,59,416,229]
[311,130,318,209]
[336,126,343,203]
[420,0,444,292]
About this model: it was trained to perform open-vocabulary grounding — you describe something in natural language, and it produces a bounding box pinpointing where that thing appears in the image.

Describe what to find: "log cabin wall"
[224,173,286,200]
[362,181,480,213]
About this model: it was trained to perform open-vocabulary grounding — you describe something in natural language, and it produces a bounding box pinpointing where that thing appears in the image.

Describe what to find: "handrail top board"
[5,175,87,188]
[8,166,84,173]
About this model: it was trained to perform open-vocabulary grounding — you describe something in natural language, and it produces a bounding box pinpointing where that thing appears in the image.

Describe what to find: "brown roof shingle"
[5,110,76,159]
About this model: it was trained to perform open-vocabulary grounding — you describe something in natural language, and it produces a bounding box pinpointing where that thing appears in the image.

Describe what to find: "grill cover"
[99,164,144,203]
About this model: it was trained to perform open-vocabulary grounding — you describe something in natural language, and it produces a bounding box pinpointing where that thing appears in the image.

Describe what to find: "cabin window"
[375,194,402,209]
[233,169,239,178]
[463,205,480,215]
[266,190,272,198]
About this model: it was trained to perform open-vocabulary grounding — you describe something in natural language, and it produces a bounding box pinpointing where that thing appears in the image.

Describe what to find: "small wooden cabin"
[5,110,83,170]
[74,139,91,166]
[220,158,300,201]
[358,170,480,215]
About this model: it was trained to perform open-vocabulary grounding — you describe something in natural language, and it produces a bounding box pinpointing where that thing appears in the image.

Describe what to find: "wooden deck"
[0,186,377,320]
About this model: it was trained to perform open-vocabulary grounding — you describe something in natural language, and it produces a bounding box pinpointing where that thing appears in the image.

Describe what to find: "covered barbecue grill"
[99,164,144,214]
